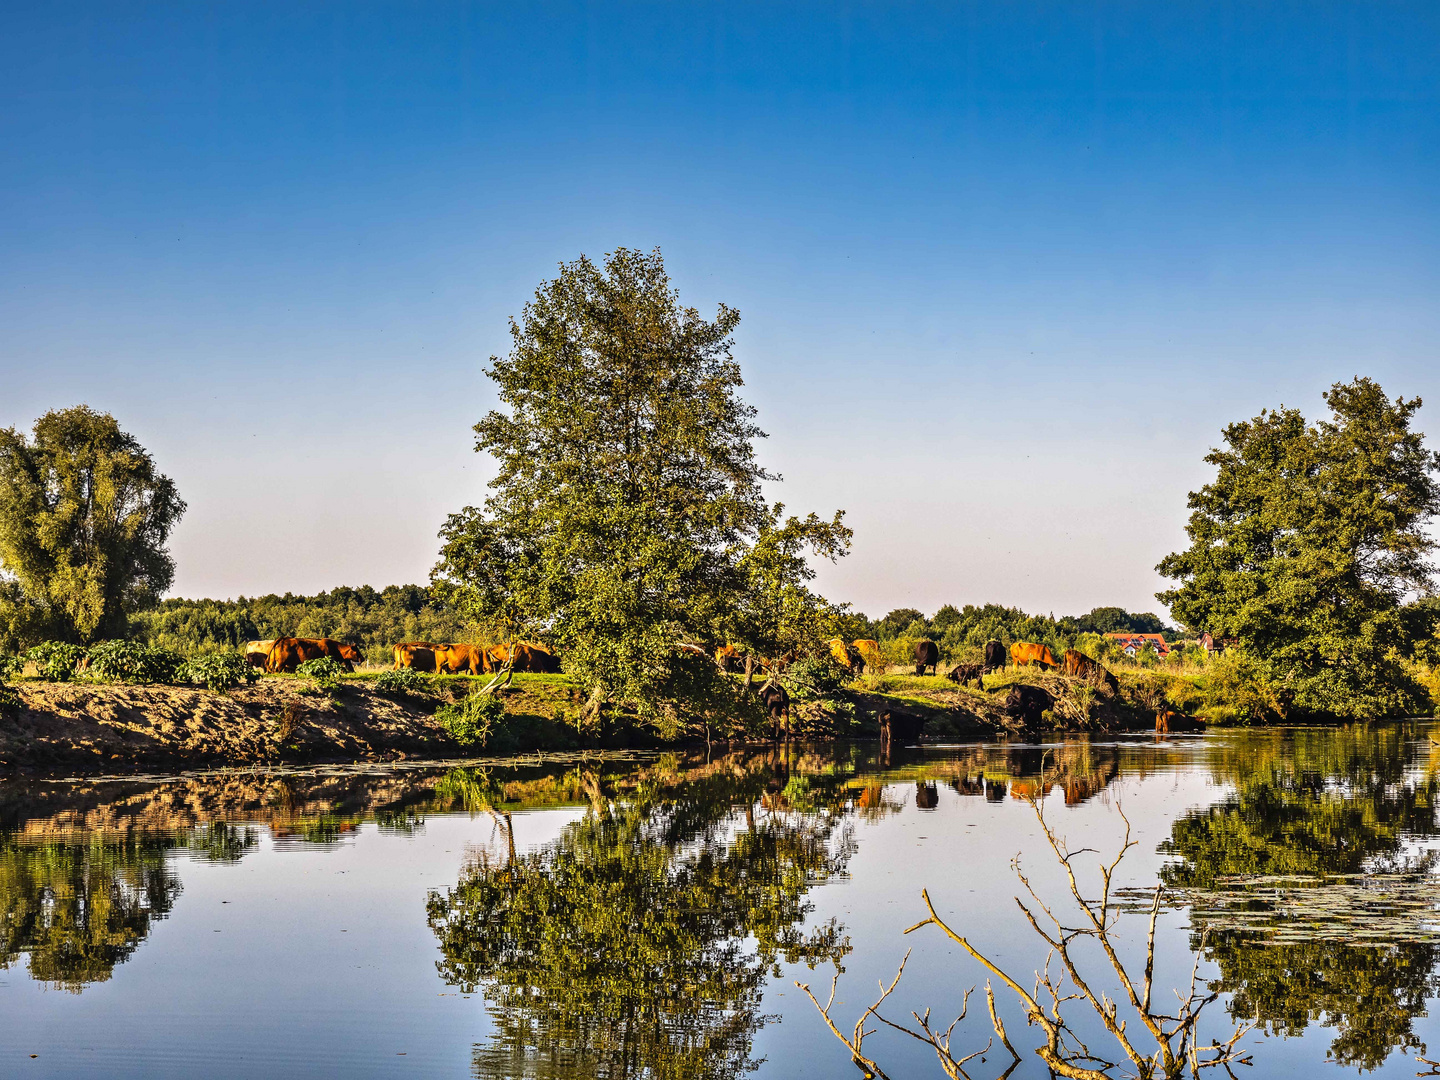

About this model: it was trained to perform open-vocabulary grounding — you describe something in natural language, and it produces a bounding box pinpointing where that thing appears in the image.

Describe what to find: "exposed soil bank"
[0,681,459,774]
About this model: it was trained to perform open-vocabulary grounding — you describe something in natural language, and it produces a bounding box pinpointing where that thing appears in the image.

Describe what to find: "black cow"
[946,662,983,688]
[879,708,927,753]
[758,680,790,739]
[913,640,940,676]
[1003,684,1055,726]
[983,639,1006,673]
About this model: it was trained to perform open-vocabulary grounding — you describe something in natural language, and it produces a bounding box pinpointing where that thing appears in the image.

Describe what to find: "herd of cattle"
[242,637,560,675]
[824,636,1118,692]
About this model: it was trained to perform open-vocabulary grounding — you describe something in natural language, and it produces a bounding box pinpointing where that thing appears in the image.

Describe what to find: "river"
[2,726,1438,1078]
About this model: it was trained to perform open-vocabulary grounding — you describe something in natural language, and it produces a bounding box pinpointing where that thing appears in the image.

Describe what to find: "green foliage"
[295,656,347,690]
[434,247,849,730]
[0,406,186,647]
[24,641,87,681]
[174,652,257,692]
[130,583,464,665]
[436,691,505,748]
[1158,378,1440,718]
[371,666,431,697]
[83,640,183,684]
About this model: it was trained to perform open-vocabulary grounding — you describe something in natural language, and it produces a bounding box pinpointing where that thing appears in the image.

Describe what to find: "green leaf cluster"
[435,691,504,748]
[83,640,183,684]
[1158,379,1440,718]
[23,641,87,681]
[0,407,185,648]
[295,656,347,690]
[174,652,257,692]
[371,666,431,697]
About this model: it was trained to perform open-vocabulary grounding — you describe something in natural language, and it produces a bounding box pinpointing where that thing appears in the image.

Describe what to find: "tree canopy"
[1157,378,1440,718]
[0,407,186,647]
[433,248,849,730]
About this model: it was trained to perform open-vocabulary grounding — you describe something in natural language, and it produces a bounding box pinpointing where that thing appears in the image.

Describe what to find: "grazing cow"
[433,643,486,676]
[758,680,790,739]
[244,640,277,669]
[1002,684,1055,726]
[485,643,562,673]
[852,639,884,673]
[946,662,984,689]
[394,644,438,672]
[1009,642,1057,669]
[913,640,940,676]
[828,637,863,673]
[392,642,440,669]
[878,708,927,751]
[266,637,363,674]
[983,639,1006,673]
[1061,649,1120,693]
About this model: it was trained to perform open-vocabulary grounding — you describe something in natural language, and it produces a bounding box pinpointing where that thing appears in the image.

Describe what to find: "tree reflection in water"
[0,824,255,991]
[1162,725,1440,1070]
[426,762,855,1080]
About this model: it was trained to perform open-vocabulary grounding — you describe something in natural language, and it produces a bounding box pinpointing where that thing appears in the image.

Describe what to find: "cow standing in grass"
[913,640,940,676]
[983,639,1006,673]
[1010,642,1057,669]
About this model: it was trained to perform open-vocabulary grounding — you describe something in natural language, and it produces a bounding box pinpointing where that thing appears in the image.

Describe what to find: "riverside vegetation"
[2,251,1440,759]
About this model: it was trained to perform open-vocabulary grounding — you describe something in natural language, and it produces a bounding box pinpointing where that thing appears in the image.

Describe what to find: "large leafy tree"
[1157,379,1440,718]
[0,407,186,646]
[434,248,849,729]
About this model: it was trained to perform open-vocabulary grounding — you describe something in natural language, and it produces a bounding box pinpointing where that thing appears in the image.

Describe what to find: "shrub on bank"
[176,652,258,692]
[24,641,88,681]
[296,657,348,692]
[437,691,505,748]
[85,640,184,683]
[372,666,431,698]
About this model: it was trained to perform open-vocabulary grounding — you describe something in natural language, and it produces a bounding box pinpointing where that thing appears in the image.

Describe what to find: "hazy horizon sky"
[2,2,1437,622]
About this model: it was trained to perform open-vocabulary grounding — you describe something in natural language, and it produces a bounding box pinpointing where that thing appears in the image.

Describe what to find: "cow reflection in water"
[914,782,939,810]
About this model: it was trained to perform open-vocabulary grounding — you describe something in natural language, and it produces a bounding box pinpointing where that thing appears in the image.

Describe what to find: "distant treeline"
[860,604,1174,662]
[131,585,467,665]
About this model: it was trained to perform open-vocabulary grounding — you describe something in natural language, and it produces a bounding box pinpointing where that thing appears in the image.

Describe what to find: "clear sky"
[1,2,1436,622]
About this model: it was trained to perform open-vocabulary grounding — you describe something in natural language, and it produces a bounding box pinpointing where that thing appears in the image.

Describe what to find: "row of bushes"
[4,640,260,692]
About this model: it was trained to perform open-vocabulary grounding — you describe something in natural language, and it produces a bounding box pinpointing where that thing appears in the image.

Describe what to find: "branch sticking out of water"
[798,788,1255,1079]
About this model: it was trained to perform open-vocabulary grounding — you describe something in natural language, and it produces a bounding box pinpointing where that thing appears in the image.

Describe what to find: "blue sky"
[1,2,1436,620]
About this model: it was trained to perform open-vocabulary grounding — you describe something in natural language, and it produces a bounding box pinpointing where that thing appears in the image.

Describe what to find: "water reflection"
[1162,725,1440,1069]
[426,757,855,1079]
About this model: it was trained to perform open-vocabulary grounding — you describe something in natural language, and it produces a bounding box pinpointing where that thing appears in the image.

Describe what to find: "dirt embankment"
[0,681,459,774]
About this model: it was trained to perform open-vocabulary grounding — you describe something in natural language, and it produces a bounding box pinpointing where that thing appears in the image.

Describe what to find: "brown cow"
[486,642,562,674]
[827,637,863,673]
[913,640,940,676]
[1009,642,1057,669]
[393,642,440,669]
[983,639,1006,673]
[852,639,883,673]
[266,637,362,673]
[244,639,276,669]
[394,644,437,672]
[715,644,745,672]
[1061,649,1119,693]
[1156,709,1203,734]
[433,643,486,675]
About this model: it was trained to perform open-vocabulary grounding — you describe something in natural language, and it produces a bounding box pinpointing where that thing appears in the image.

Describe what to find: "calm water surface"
[3,726,1439,1078]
